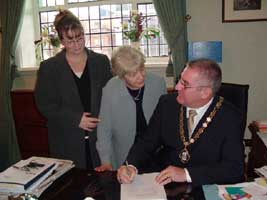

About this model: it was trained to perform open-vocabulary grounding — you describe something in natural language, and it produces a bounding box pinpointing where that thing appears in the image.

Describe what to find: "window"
[17,0,168,68]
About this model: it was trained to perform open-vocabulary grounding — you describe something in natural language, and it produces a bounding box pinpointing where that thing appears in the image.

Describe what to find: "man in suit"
[117,58,245,186]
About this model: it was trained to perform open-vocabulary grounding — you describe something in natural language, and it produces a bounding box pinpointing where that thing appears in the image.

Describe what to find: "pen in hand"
[125,161,132,177]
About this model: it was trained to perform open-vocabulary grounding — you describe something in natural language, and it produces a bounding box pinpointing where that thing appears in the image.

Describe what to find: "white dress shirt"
[185,98,214,182]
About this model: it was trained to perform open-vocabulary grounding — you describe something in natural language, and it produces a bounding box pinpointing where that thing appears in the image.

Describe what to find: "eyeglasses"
[126,68,146,78]
[63,35,84,46]
[178,77,210,90]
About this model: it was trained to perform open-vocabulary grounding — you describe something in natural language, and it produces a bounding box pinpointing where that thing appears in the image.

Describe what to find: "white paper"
[121,172,167,200]
[255,165,267,178]
[242,183,267,197]
[217,181,267,200]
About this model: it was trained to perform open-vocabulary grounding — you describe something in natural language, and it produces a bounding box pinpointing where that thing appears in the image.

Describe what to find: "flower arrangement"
[34,25,61,61]
[122,10,160,42]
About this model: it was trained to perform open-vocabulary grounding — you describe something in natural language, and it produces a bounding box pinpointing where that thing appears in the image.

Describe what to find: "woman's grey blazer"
[96,72,167,169]
[35,48,112,169]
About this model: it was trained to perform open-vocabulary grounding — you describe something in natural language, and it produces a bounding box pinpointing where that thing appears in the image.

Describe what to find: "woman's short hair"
[111,46,145,78]
[54,9,84,40]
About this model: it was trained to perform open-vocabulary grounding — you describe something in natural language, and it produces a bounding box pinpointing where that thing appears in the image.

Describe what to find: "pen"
[125,161,131,176]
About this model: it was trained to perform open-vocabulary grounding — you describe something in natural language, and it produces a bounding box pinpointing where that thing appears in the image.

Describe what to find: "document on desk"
[120,172,167,200]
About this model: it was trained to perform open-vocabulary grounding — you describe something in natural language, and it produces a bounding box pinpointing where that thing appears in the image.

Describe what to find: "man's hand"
[117,165,137,184]
[95,163,113,172]
[155,166,187,185]
[79,112,101,131]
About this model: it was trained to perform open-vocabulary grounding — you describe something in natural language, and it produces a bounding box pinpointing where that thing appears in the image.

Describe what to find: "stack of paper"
[215,182,267,200]
[255,165,267,179]
[0,156,74,198]
[254,120,267,133]
[121,172,167,200]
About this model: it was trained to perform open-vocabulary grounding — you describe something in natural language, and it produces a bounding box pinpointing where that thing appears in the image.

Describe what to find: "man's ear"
[201,87,213,99]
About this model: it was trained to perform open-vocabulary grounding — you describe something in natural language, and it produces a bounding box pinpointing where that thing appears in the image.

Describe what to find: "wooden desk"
[247,123,267,177]
[39,168,205,200]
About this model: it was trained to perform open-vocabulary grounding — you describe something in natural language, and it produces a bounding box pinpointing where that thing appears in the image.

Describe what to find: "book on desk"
[0,156,74,197]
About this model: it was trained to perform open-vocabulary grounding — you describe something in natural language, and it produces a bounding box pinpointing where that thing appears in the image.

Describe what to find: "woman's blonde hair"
[111,46,145,78]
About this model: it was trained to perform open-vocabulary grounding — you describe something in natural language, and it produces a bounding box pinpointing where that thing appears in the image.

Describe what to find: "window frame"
[16,0,168,70]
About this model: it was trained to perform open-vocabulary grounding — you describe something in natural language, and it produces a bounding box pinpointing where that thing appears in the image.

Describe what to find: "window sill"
[16,67,38,77]
[15,58,174,89]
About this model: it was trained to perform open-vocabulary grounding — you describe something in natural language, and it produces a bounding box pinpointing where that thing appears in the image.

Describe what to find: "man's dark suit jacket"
[127,93,245,186]
[35,48,112,169]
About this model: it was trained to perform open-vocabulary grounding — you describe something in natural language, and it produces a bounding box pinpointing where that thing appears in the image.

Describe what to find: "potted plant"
[34,25,61,62]
[122,10,160,48]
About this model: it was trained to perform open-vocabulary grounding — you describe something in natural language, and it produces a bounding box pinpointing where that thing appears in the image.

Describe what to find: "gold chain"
[179,97,224,163]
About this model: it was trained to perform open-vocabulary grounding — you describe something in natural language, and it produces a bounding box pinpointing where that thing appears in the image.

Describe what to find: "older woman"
[95,46,167,171]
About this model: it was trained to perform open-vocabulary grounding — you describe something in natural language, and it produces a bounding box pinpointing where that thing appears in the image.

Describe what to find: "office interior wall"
[13,0,267,139]
[187,0,267,138]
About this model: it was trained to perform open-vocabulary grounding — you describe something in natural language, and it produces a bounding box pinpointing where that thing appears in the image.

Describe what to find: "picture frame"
[222,0,267,22]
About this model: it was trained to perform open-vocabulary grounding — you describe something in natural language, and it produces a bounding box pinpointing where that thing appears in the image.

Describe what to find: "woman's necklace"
[178,97,224,163]
[133,88,142,101]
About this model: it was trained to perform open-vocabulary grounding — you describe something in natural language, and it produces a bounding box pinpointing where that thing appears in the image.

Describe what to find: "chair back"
[217,82,249,138]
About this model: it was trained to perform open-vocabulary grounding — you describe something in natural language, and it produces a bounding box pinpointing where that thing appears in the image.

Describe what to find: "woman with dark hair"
[35,10,112,170]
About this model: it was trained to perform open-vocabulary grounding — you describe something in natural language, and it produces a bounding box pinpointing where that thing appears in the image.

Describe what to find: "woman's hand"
[95,163,113,172]
[79,112,101,132]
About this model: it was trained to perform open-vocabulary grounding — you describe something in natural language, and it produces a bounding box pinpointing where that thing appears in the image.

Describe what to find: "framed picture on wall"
[222,0,267,22]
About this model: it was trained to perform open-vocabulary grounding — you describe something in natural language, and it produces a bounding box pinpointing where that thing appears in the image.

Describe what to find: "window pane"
[69,8,78,17]
[90,6,99,19]
[149,45,159,57]
[112,33,123,46]
[48,11,57,23]
[148,37,158,45]
[101,33,111,46]
[111,18,122,32]
[111,5,121,18]
[91,34,101,47]
[122,4,132,17]
[40,12,48,23]
[147,4,156,15]
[37,2,167,59]
[90,20,100,33]
[100,5,110,19]
[56,0,64,5]
[47,0,56,6]
[138,4,146,14]
[85,35,91,47]
[101,19,111,32]
[147,16,158,28]
[81,20,89,33]
[142,45,148,56]
[160,45,168,56]
[79,7,89,20]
